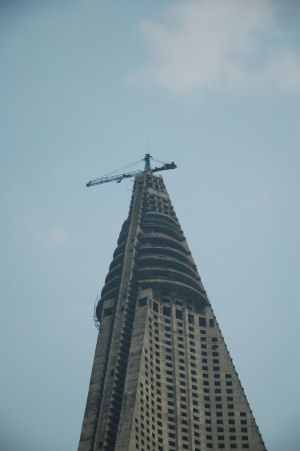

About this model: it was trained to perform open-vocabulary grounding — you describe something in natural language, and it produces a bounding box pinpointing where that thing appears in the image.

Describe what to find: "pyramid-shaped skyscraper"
[78,166,266,451]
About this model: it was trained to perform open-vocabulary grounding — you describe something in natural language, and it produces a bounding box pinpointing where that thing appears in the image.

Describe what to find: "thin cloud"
[28,223,68,249]
[131,0,300,95]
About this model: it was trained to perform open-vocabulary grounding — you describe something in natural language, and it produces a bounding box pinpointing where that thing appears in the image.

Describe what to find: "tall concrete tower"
[78,170,266,451]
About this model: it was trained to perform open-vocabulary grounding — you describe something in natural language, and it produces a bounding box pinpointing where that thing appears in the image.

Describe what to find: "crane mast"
[86,154,176,187]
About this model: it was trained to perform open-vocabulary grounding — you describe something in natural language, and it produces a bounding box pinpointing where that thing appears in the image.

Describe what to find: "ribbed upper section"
[96,172,208,321]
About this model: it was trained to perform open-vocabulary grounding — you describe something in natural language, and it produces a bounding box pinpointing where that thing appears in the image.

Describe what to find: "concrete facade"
[78,173,266,451]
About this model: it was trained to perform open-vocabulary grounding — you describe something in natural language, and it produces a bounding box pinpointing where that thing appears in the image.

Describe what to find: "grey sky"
[1,1,299,450]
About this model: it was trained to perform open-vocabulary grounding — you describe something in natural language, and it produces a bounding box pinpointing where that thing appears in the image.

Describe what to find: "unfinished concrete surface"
[78,173,266,451]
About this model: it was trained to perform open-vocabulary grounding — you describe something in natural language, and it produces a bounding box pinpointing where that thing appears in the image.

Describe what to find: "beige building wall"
[78,173,266,451]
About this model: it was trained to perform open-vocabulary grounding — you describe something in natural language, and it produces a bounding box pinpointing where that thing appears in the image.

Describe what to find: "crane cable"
[90,158,143,180]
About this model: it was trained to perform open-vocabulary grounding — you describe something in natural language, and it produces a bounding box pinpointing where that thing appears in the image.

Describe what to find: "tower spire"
[79,172,266,451]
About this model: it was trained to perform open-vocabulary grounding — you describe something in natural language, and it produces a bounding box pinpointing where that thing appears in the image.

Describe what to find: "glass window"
[199,317,206,327]
[176,310,183,319]
[163,306,171,316]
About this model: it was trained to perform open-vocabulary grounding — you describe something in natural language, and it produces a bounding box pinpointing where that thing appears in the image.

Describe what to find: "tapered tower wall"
[78,173,266,451]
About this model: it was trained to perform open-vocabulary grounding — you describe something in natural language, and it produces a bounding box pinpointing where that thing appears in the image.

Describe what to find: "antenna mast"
[144,153,152,172]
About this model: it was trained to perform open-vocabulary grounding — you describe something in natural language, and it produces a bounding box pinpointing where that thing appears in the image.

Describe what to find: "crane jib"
[86,157,176,187]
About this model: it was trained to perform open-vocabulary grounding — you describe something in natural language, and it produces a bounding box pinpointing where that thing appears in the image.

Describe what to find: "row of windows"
[162,340,203,443]
[148,325,219,351]
[207,445,250,449]
[151,301,215,327]
[146,314,235,388]
[149,312,217,342]
[143,192,174,215]
[136,323,166,451]
[137,313,250,450]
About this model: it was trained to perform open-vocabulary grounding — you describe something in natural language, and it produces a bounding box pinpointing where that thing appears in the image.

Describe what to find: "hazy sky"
[1,1,300,450]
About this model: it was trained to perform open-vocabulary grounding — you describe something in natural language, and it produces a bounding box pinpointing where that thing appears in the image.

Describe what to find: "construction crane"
[86,154,176,187]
